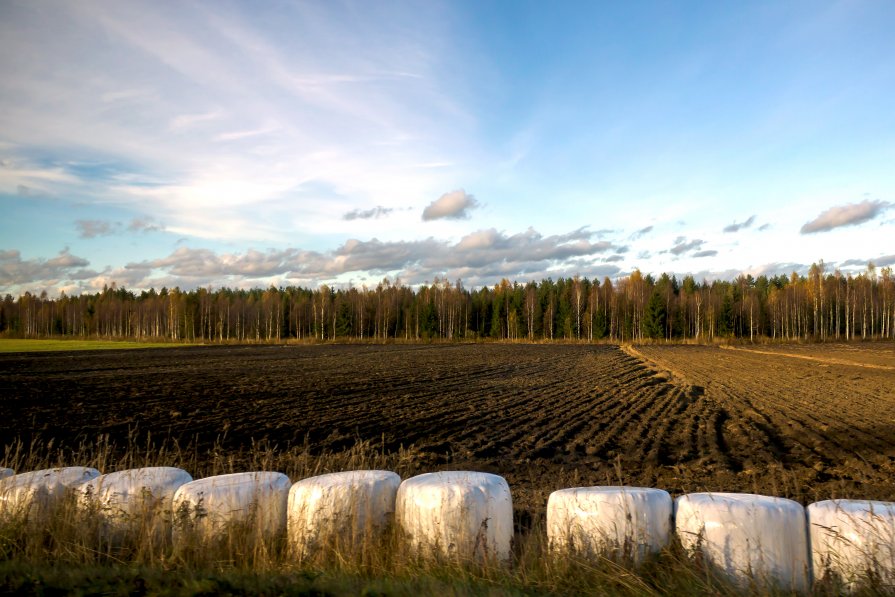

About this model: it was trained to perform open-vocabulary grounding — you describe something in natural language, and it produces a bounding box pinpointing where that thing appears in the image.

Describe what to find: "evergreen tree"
[643,290,667,339]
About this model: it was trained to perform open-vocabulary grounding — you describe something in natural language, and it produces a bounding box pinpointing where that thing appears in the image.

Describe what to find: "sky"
[1,0,894,296]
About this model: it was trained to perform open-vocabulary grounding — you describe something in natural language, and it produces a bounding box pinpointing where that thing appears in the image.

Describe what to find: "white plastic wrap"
[172,471,290,539]
[675,492,809,592]
[808,499,895,589]
[288,470,400,556]
[0,468,13,480]
[396,471,513,562]
[547,486,672,563]
[75,467,193,530]
[0,467,100,517]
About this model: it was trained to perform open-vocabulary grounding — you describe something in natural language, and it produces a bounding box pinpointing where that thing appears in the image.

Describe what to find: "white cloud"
[742,262,808,278]
[0,157,80,196]
[100,226,619,290]
[422,189,479,221]
[0,0,476,244]
[800,199,891,234]
[0,248,92,287]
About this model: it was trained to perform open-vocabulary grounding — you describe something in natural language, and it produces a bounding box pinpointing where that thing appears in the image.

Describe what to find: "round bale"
[547,486,672,564]
[396,471,513,563]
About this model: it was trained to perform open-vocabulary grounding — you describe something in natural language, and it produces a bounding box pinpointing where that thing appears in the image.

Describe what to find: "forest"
[2,261,893,343]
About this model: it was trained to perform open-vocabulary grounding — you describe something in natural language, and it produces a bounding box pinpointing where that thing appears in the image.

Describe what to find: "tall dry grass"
[1,435,892,595]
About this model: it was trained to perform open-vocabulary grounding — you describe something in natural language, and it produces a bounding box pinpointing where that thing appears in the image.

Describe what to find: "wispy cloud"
[629,225,653,240]
[0,157,81,196]
[723,215,756,233]
[3,1,893,293]
[169,109,225,130]
[76,218,164,238]
[76,220,118,239]
[100,88,156,104]
[214,125,278,142]
[128,217,164,233]
[800,199,891,234]
[343,206,395,221]
[422,189,480,221]
[0,1,474,244]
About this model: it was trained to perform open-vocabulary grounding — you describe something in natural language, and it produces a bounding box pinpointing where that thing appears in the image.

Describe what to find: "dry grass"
[2,436,893,596]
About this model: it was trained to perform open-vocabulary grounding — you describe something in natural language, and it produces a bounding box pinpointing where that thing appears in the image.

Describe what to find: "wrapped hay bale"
[288,470,400,558]
[75,466,193,534]
[547,486,672,564]
[396,471,513,562]
[0,467,100,518]
[172,471,290,541]
[0,468,13,480]
[808,499,895,590]
[675,492,809,592]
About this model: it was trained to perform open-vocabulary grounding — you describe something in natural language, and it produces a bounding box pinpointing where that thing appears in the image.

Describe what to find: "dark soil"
[2,342,894,517]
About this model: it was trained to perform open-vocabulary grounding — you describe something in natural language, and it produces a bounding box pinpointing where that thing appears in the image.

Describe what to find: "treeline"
[2,261,893,343]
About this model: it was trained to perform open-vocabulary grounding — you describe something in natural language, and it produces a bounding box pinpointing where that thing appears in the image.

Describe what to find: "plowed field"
[2,343,894,515]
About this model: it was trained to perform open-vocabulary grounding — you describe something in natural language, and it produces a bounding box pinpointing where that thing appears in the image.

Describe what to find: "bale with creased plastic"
[676,492,809,592]
[288,470,400,557]
[172,471,290,540]
[808,499,895,590]
[0,467,100,518]
[0,468,13,480]
[396,471,513,562]
[75,466,193,533]
[547,486,672,563]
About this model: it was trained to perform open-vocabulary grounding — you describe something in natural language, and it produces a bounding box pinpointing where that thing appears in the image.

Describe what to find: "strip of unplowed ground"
[722,343,895,371]
[2,342,893,516]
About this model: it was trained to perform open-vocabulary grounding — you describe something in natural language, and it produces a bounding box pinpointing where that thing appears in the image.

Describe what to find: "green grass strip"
[0,339,185,353]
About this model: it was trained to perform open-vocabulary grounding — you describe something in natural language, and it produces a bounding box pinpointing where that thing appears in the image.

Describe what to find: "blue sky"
[1,0,893,296]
